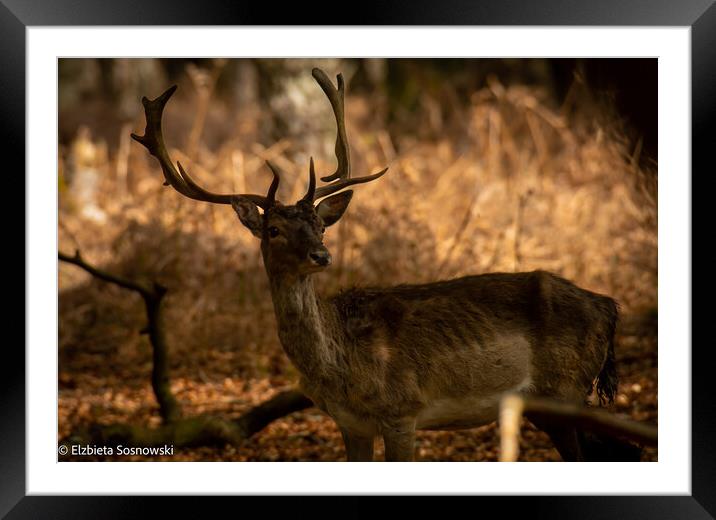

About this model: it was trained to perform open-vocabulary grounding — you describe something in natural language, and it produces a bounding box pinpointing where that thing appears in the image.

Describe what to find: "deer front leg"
[341,430,375,461]
[383,419,417,461]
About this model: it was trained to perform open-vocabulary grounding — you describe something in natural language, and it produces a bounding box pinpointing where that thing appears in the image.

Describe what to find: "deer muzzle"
[309,249,332,267]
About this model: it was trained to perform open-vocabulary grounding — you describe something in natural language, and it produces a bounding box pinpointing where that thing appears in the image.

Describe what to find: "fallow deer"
[132,68,623,461]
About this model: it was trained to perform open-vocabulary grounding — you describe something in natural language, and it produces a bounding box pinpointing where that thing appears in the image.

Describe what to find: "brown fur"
[236,198,619,461]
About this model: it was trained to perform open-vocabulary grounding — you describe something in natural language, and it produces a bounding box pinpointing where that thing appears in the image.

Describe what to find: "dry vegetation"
[58,60,657,461]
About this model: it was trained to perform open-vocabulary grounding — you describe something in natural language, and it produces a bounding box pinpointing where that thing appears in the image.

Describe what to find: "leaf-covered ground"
[58,315,656,462]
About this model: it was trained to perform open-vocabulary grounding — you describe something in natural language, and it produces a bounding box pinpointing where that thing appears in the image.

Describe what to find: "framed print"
[6,0,711,516]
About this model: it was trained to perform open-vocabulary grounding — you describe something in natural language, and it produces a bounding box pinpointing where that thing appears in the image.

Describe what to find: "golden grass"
[58,72,657,384]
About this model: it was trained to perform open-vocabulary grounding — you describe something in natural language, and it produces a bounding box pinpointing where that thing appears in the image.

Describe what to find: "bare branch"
[59,250,157,299]
[59,249,179,423]
[234,390,313,439]
[499,393,657,461]
[68,390,314,452]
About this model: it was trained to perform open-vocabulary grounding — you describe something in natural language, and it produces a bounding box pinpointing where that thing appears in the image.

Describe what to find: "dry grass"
[58,65,657,461]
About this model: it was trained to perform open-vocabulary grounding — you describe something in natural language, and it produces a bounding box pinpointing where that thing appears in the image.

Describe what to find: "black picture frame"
[6,0,710,516]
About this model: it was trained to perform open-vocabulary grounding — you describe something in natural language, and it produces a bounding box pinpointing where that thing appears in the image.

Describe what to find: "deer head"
[131,68,388,280]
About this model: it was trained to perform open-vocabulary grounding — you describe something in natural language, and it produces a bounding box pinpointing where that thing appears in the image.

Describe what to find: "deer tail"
[595,298,619,405]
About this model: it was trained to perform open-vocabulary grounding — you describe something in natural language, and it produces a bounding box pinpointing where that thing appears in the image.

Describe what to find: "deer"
[131,67,628,462]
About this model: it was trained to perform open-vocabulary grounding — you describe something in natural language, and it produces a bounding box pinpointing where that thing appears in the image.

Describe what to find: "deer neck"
[267,273,336,378]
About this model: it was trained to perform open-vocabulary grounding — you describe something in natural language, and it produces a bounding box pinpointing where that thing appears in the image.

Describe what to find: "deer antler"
[307,68,388,201]
[131,85,280,210]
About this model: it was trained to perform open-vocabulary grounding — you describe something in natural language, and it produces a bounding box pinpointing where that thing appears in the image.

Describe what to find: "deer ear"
[316,190,353,227]
[231,196,263,238]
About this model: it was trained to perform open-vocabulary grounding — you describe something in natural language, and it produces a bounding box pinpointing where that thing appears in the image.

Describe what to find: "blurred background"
[58,58,657,461]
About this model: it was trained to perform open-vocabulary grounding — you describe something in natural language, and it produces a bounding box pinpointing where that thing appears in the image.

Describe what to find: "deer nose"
[309,250,332,267]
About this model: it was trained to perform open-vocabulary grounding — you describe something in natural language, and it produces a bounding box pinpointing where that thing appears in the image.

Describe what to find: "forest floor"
[58,62,658,462]
[58,313,657,462]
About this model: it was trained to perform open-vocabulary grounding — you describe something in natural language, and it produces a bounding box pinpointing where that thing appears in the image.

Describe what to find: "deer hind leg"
[383,419,417,461]
[525,412,584,462]
[341,430,375,461]
[543,426,584,462]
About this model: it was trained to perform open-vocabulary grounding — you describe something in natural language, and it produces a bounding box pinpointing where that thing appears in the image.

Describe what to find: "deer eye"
[268,226,280,238]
